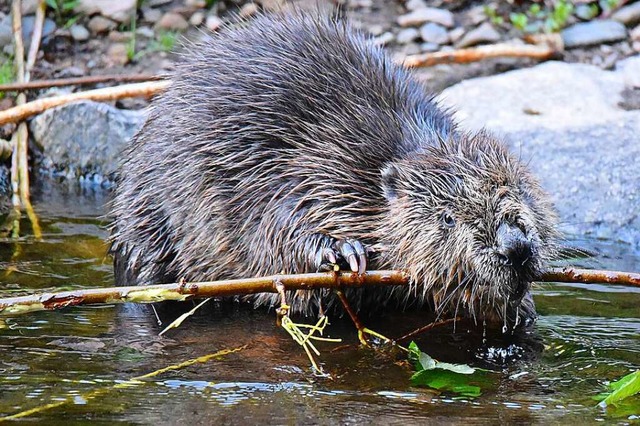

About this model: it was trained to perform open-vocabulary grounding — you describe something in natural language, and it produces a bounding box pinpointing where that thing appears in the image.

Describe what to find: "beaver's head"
[379,131,558,328]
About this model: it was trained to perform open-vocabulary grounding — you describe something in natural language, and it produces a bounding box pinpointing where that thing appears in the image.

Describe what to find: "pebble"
[631,25,640,42]
[561,20,627,48]
[69,24,90,42]
[419,22,449,45]
[402,42,421,55]
[147,0,173,6]
[106,43,129,66]
[421,42,439,52]
[205,15,223,32]
[367,24,385,36]
[611,2,640,26]
[189,12,205,26]
[456,22,500,48]
[466,5,488,26]
[448,27,465,44]
[397,7,455,28]
[75,0,136,23]
[184,0,207,7]
[405,0,427,11]
[396,27,420,44]
[575,4,598,21]
[374,31,395,46]
[350,0,373,8]
[155,12,189,31]
[257,0,286,12]
[136,26,156,39]
[88,16,117,34]
[240,3,259,18]
[108,31,132,43]
[142,8,163,24]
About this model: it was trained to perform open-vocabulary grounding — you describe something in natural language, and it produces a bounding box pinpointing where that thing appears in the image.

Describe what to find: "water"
[0,183,638,424]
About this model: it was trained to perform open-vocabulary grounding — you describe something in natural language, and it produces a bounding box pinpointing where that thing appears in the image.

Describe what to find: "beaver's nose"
[495,222,533,269]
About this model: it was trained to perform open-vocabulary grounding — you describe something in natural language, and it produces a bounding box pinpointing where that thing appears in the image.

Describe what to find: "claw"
[352,240,367,275]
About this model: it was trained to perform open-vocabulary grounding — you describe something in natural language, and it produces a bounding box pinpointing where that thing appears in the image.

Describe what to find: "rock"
[142,8,163,24]
[405,0,427,11]
[205,15,223,32]
[69,24,90,42]
[402,42,421,55]
[29,101,146,178]
[257,0,286,11]
[419,22,449,45]
[136,26,156,39]
[147,0,173,6]
[367,24,385,36]
[397,27,420,44]
[374,32,394,46]
[184,0,207,8]
[189,11,205,26]
[561,20,627,48]
[616,54,640,88]
[466,5,488,26]
[455,22,500,48]
[438,61,640,250]
[21,0,39,15]
[75,0,136,23]
[575,3,598,21]
[240,3,259,18]
[108,31,133,43]
[611,2,640,26]
[88,16,117,34]
[106,43,130,66]
[421,42,439,52]
[448,27,465,44]
[632,24,640,41]
[397,7,455,28]
[155,12,189,31]
[0,15,56,51]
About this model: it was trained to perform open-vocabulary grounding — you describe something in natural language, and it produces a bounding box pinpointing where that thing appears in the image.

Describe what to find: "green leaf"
[411,369,482,397]
[598,370,640,408]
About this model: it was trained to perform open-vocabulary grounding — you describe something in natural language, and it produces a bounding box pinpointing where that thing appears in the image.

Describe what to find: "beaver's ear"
[381,163,400,202]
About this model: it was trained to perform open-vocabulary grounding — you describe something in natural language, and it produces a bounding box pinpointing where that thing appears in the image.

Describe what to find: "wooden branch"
[0,267,638,317]
[11,0,26,209]
[402,43,560,68]
[0,81,170,125]
[0,270,409,315]
[0,74,162,92]
[25,0,46,81]
[541,267,640,288]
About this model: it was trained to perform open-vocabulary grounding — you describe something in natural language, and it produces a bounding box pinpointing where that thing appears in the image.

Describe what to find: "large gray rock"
[30,101,146,179]
[438,60,640,250]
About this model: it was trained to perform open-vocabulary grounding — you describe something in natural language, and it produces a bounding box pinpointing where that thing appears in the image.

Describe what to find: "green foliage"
[205,0,219,9]
[483,5,504,25]
[0,55,14,99]
[510,12,528,31]
[45,0,80,27]
[596,370,640,408]
[546,0,575,32]
[128,31,178,62]
[408,341,493,398]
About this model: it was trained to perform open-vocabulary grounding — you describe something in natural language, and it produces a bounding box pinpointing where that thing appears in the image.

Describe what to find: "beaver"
[110,11,558,330]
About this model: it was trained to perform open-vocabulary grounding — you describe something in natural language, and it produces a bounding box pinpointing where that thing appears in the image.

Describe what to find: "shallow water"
[0,183,638,424]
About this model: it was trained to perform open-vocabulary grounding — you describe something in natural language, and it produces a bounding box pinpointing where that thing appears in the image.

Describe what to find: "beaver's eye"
[441,212,455,228]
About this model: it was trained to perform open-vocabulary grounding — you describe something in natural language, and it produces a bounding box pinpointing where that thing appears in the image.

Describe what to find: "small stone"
[88,16,117,34]
[633,41,640,52]
[611,2,640,26]
[147,0,173,6]
[367,24,385,36]
[561,20,627,48]
[374,31,394,46]
[402,42,421,55]
[106,43,129,66]
[257,0,286,11]
[616,55,640,88]
[184,0,207,7]
[155,12,189,31]
[189,12,205,26]
[397,7,455,28]
[405,0,427,11]
[108,31,132,43]
[396,27,420,44]
[420,22,449,45]
[205,15,223,32]
[575,4,598,21]
[240,3,259,18]
[142,8,163,24]
[75,0,136,23]
[448,27,465,44]
[350,0,373,8]
[69,24,90,42]
[456,22,500,48]
[21,0,39,15]
[466,5,488,26]
[136,26,155,39]
[421,42,439,52]
[631,25,640,42]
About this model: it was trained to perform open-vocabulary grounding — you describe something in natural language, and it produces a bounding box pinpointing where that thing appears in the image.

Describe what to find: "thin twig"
[0,74,162,92]
[0,81,170,125]
[542,267,640,287]
[402,43,559,68]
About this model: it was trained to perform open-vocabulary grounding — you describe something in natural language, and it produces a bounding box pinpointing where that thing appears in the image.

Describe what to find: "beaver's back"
[111,12,455,293]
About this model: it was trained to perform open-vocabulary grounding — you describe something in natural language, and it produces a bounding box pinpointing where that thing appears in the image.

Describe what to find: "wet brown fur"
[110,12,558,329]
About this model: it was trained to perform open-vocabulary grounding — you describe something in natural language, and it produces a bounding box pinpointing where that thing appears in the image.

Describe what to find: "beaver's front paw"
[319,238,368,274]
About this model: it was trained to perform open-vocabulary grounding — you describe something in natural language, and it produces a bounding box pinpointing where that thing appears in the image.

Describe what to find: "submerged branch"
[0,267,638,316]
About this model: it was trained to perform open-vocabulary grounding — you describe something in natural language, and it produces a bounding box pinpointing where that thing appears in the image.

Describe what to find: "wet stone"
[561,20,627,48]
[69,24,90,42]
